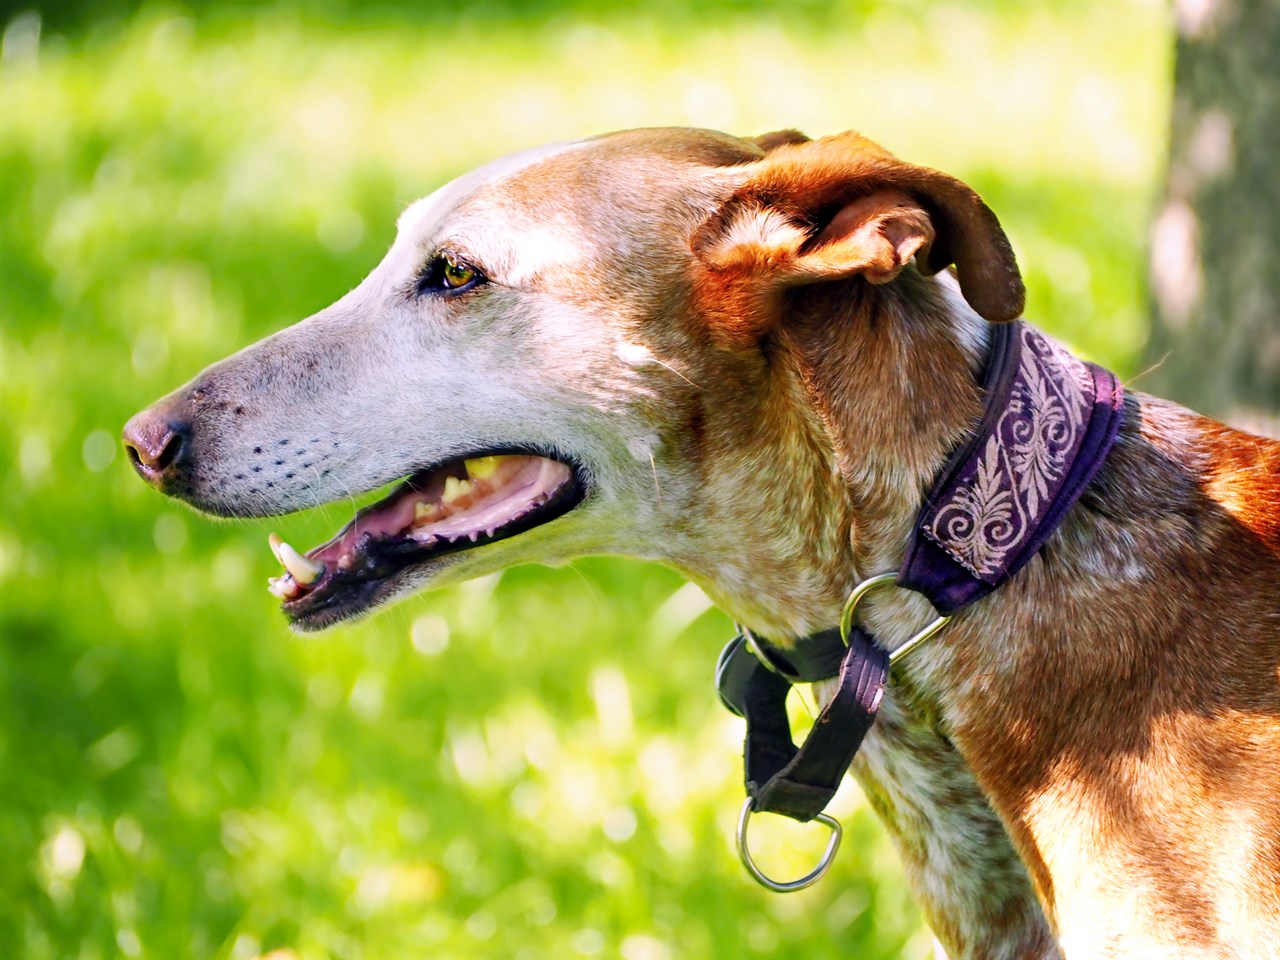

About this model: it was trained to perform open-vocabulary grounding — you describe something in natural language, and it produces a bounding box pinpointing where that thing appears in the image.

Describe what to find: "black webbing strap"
[716,627,889,822]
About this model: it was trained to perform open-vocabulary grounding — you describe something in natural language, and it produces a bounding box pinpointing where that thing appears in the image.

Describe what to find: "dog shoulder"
[1084,393,1280,556]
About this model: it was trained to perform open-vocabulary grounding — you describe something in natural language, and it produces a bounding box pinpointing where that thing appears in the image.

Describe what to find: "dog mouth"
[267,451,584,629]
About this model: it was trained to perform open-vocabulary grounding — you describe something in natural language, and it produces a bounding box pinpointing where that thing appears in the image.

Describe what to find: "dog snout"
[123,405,192,489]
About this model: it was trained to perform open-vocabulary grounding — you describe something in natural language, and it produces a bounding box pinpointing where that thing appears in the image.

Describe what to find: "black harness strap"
[717,628,888,821]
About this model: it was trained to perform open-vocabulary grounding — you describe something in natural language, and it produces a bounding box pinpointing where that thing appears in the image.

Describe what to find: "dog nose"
[123,410,190,487]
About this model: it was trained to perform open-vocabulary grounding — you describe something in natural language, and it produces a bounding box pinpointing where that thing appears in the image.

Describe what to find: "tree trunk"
[1145,0,1280,435]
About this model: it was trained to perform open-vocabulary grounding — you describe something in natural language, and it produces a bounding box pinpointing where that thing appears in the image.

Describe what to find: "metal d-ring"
[839,572,951,665]
[736,798,843,893]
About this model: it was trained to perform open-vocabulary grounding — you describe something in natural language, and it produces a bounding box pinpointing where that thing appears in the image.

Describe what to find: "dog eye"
[441,255,477,290]
[418,252,485,296]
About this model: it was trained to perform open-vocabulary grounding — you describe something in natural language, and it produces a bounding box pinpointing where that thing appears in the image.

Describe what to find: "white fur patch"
[934,270,991,371]
[705,207,807,265]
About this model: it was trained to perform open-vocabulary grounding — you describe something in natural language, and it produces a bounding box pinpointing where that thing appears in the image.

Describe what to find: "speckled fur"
[130,128,1280,958]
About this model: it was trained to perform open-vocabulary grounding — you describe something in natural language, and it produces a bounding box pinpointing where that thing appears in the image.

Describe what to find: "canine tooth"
[268,532,284,563]
[442,476,473,503]
[464,456,502,479]
[279,542,325,585]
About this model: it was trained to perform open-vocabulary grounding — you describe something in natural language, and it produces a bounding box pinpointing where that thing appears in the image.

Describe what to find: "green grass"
[2,3,1169,957]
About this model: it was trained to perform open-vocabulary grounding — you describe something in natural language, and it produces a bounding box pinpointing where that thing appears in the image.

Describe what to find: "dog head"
[123,127,1021,632]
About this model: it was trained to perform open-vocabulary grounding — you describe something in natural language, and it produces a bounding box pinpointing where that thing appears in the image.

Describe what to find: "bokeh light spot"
[572,929,605,956]
[603,806,637,843]
[115,928,142,957]
[43,825,85,881]
[620,933,671,960]
[152,513,188,554]
[317,207,365,254]
[410,613,450,656]
[82,429,118,472]
[19,432,51,486]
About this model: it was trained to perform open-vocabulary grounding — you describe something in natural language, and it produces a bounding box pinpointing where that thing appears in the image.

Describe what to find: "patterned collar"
[900,320,1126,613]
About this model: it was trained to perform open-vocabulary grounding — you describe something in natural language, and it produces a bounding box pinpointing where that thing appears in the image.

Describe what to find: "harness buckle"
[735,797,842,893]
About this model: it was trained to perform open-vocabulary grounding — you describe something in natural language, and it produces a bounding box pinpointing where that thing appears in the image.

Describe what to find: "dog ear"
[694,131,1024,343]
[747,129,811,152]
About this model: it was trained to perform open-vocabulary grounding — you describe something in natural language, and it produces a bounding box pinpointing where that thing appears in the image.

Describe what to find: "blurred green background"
[1,2,1170,957]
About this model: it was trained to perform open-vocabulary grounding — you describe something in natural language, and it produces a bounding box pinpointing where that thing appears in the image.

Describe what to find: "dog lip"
[283,571,405,632]
[278,447,588,626]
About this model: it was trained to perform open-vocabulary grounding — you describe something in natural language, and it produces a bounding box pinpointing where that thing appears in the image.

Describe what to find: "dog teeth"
[268,532,284,563]
[442,476,473,503]
[414,501,442,523]
[267,574,300,600]
[464,456,503,479]
[278,540,325,585]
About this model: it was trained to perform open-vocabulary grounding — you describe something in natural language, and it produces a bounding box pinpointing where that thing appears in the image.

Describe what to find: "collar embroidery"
[901,322,1125,613]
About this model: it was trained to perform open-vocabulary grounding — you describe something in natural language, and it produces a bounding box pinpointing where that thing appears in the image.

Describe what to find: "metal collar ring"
[736,797,842,893]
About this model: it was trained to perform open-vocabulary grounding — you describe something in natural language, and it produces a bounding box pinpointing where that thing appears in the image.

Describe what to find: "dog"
[123,127,1280,959]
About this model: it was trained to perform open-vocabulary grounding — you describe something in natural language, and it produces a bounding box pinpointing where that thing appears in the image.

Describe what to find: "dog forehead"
[394,139,588,242]
[490,127,763,210]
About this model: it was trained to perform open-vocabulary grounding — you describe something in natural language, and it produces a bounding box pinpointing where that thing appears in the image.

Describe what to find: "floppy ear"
[693,131,1024,344]
[747,129,812,152]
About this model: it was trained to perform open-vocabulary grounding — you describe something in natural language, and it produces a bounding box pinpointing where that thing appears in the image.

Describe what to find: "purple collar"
[719,321,1125,888]
[900,321,1125,613]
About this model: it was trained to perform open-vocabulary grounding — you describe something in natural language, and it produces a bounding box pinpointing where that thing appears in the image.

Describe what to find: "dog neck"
[676,269,989,644]
[786,270,991,579]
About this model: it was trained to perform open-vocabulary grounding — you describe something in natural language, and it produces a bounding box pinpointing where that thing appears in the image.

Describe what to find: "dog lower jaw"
[282,560,427,634]
[284,569,409,632]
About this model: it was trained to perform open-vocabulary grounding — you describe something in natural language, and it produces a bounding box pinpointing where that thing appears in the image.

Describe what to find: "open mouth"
[267,451,584,628]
